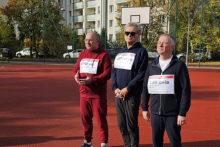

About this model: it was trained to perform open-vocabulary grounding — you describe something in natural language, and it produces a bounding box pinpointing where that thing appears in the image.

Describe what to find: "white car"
[63,49,84,58]
[177,49,211,61]
[16,48,34,58]
[16,48,44,58]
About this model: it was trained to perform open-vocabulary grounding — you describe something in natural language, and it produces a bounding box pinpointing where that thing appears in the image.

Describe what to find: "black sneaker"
[80,143,93,147]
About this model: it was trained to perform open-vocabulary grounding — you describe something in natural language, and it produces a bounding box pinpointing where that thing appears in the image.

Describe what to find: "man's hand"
[115,88,124,99]
[74,70,80,84]
[142,111,150,121]
[79,73,92,85]
[120,87,129,98]
[177,115,186,126]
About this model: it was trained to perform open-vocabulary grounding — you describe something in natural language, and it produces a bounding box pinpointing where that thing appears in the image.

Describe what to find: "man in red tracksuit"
[73,32,112,147]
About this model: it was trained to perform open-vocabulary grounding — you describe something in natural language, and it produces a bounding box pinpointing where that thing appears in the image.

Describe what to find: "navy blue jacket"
[141,55,191,116]
[111,42,148,99]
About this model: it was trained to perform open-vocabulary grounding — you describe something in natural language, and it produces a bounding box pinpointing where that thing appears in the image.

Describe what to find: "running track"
[0,64,220,147]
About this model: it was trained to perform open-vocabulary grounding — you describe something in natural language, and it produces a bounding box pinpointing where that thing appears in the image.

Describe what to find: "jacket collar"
[151,54,179,67]
[122,42,142,51]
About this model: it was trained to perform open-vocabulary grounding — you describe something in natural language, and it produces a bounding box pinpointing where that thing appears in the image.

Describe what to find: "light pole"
[186,10,193,66]
[42,0,45,63]
[72,1,75,51]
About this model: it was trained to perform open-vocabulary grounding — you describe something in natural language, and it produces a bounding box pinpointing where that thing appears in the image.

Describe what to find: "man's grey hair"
[124,22,142,34]
[87,31,100,41]
[159,34,176,46]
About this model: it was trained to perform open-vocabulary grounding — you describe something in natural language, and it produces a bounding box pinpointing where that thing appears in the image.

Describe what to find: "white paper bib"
[80,58,99,74]
[148,75,174,94]
[114,53,136,70]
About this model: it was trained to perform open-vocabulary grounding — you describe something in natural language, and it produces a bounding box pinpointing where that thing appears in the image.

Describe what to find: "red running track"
[0,64,220,147]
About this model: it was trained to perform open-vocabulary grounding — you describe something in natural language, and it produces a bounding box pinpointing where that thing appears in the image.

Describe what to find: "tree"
[0,0,64,58]
[100,27,109,48]
[167,0,220,54]
[0,17,17,50]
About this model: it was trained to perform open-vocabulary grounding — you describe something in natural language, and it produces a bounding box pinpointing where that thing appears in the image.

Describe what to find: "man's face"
[124,26,140,45]
[157,35,174,56]
[85,33,99,51]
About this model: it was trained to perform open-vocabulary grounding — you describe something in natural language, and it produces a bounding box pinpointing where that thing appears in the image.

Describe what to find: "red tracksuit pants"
[80,96,108,143]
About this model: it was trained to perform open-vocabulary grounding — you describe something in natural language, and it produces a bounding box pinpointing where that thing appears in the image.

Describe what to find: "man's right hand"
[74,70,80,84]
[142,111,150,121]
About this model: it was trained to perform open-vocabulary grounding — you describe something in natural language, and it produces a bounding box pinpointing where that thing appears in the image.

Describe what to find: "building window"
[69,11,71,17]
[109,34,113,41]
[69,0,71,5]
[109,20,113,27]
[79,10,83,15]
[110,5,114,13]
[98,21,100,28]
[98,6,100,14]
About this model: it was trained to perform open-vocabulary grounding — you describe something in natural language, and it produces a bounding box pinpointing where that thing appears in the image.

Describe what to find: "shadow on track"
[0,136,83,146]
[109,140,220,147]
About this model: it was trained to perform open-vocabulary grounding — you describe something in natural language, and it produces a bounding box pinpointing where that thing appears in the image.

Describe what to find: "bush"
[211,51,220,61]
[189,53,195,62]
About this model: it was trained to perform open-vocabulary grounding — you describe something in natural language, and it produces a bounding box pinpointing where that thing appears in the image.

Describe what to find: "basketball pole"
[139,0,142,43]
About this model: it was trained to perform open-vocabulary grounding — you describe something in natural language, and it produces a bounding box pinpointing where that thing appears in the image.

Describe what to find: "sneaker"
[101,143,107,147]
[80,143,92,147]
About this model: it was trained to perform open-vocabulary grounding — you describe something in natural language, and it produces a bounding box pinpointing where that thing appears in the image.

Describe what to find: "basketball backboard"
[121,7,150,25]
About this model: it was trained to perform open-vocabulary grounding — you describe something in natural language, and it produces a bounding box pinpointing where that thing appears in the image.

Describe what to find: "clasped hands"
[74,70,92,85]
[115,88,129,100]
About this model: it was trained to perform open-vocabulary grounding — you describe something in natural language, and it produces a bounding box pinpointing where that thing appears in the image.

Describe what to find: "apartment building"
[0,0,9,7]
[55,0,129,41]
[57,0,170,41]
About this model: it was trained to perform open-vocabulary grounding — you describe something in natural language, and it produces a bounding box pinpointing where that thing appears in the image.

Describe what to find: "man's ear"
[170,45,175,52]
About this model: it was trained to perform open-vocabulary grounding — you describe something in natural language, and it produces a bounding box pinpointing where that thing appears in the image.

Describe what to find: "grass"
[188,61,220,66]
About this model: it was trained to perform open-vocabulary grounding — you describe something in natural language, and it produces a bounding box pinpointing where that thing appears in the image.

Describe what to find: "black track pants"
[115,96,140,147]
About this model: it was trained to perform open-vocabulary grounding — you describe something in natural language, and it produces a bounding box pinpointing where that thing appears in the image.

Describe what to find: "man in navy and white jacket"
[141,34,191,147]
[111,22,148,147]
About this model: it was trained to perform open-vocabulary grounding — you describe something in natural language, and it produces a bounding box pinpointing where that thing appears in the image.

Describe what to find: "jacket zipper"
[152,59,175,115]
[159,72,163,115]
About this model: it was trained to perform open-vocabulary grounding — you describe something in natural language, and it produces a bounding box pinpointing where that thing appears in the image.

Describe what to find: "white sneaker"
[101,143,107,147]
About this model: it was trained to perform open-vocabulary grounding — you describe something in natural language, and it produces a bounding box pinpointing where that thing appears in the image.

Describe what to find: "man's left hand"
[79,74,92,85]
[120,87,129,98]
[177,115,186,126]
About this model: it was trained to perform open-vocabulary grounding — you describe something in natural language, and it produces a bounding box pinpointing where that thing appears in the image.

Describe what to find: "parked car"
[0,48,14,58]
[148,51,159,59]
[63,49,84,58]
[16,48,34,58]
[16,47,44,58]
[177,49,211,62]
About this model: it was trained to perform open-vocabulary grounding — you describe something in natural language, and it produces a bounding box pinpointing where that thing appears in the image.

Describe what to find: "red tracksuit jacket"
[73,46,112,99]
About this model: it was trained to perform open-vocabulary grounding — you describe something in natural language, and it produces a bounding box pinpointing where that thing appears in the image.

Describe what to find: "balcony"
[87,1,96,8]
[74,15,84,22]
[87,15,96,21]
[74,2,83,9]
[77,29,84,35]
[115,0,130,3]
[86,28,95,33]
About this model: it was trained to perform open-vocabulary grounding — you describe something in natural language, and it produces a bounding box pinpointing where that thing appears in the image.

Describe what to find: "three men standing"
[111,22,148,147]
[73,26,191,147]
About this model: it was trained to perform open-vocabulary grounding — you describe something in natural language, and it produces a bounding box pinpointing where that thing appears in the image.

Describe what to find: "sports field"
[0,64,220,147]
